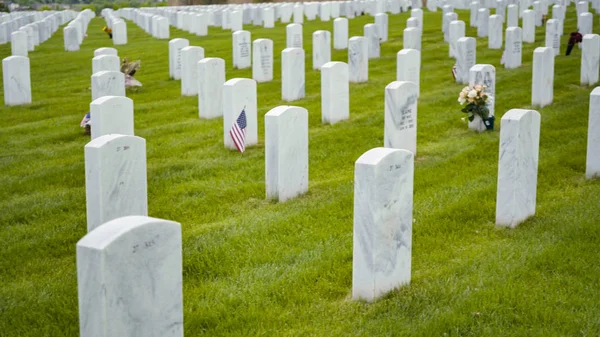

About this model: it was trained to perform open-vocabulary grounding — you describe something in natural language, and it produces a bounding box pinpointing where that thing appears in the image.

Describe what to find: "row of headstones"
[99,8,128,45]
[63,9,95,52]
[125,10,171,39]
[74,91,600,335]
[5,10,76,57]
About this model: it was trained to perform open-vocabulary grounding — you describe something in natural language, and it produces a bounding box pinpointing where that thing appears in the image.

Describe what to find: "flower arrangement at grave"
[102,26,112,39]
[458,85,494,131]
[121,58,142,89]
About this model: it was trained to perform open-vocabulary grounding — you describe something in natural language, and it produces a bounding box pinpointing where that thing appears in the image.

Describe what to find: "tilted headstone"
[586,88,600,179]
[223,78,258,150]
[312,30,331,70]
[532,47,554,107]
[489,15,503,49]
[252,38,273,83]
[396,49,421,97]
[76,215,183,337]
[90,96,134,140]
[84,134,147,232]
[282,48,305,101]
[375,13,388,42]
[181,46,204,96]
[545,19,560,56]
[504,27,522,69]
[92,55,120,75]
[522,10,536,43]
[404,27,421,51]
[232,30,251,69]
[2,55,31,106]
[334,18,348,50]
[352,147,414,302]
[198,58,226,119]
[384,81,418,155]
[321,62,349,125]
[286,23,303,48]
[496,109,541,227]
[348,36,368,83]
[456,37,476,84]
[364,24,380,59]
[449,20,465,58]
[581,34,600,86]
[168,38,189,80]
[265,106,309,202]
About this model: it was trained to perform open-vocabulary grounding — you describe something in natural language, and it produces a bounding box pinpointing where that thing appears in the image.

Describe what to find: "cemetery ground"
[1,8,600,337]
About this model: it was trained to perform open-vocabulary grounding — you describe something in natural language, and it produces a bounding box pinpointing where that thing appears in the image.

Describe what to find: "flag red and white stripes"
[230,108,247,153]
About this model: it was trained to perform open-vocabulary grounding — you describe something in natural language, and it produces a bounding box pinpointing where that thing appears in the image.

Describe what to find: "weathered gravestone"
[252,38,273,83]
[545,19,560,56]
[180,46,204,96]
[396,49,421,97]
[334,18,348,49]
[489,14,503,49]
[449,20,465,58]
[384,81,418,155]
[496,109,541,227]
[507,4,518,27]
[11,30,27,57]
[282,48,305,101]
[364,24,380,59]
[586,88,600,179]
[198,58,226,119]
[265,106,309,202]
[91,71,125,101]
[581,34,600,86]
[477,8,489,37]
[404,27,421,51]
[456,37,476,84]
[522,10,536,43]
[223,78,258,150]
[84,134,147,232]
[77,215,183,337]
[3,55,31,106]
[444,12,458,42]
[375,13,388,42]
[233,30,251,69]
[321,61,349,125]
[469,64,496,132]
[470,1,479,27]
[64,25,79,51]
[90,96,134,140]
[168,38,189,80]
[531,47,554,108]
[352,147,414,302]
[348,36,368,83]
[504,27,522,69]
[312,30,331,70]
[286,23,303,48]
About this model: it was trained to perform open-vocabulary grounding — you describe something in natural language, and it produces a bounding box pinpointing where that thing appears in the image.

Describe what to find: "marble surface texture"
[507,4,519,27]
[168,38,189,80]
[11,31,27,57]
[92,55,120,75]
[157,17,170,39]
[84,134,148,232]
[90,96,134,140]
[223,78,258,149]
[477,8,489,37]
[320,2,331,21]
[375,13,388,42]
[321,61,349,125]
[294,5,304,23]
[496,109,541,227]
[396,49,421,97]
[64,26,79,51]
[504,27,522,69]
[364,24,380,59]
[232,30,251,69]
[449,20,465,58]
[545,19,560,56]
[282,48,305,101]
[522,10,536,43]
[456,37,476,84]
[91,71,125,101]
[198,57,226,119]
[443,12,457,42]
[112,20,126,45]
[3,55,31,106]
[470,1,480,27]
[180,46,204,96]
[193,14,207,36]
[581,34,599,85]
[263,8,274,28]
[230,10,243,32]
[403,27,421,51]
[411,9,423,31]
[384,81,418,155]
[252,38,273,83]
[94,47,118,57]
[265,106,309,202]
[334,18,348,50]
[587,88,600,178]
[552,5,564,35]
[352,147,414,302]
[286,23,303,49]
[579,13,592,37]
[77,215,183,337]
[348,36,368,83]
[312,30,331,70]
[531,47,554,108]
[488,15,503,49]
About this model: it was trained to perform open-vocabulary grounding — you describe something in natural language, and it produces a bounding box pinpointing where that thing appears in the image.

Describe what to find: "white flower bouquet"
[458,85,490,122]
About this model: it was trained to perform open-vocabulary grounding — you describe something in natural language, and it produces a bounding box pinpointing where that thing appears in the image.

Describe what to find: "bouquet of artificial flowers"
[458,85,489,122]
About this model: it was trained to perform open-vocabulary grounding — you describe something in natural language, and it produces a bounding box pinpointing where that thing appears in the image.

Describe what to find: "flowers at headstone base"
[121,58,142,89]
[566,31,583,55]
[458,85,494,131]
[102,26,112,39]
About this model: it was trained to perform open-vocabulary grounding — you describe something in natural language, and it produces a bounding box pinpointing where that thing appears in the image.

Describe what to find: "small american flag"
[230,108,247,153]
[452,64,457,80]
[80,112,91,128]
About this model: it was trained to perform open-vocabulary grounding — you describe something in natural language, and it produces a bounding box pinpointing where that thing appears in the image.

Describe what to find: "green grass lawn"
[1,7,600,336]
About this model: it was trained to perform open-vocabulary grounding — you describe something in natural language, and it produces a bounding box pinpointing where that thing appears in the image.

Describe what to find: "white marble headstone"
[263,7,275,28]
[522,10,536,43]
[90,96,134,140]
[63,25,79,51]
[286,23,303,49]
[477,8,489,37]
[468,64,496,131]
[232,30,251,69]
[374,13,388,42]
[352,147,414,302]
[112,20,127,45]
[444,12,458,42]
[252,38,273,83]
[456,37,476,84]
[581,34,600,86]
[11,30,27,57]
[312,30,331,70]
[507,4,518,27]
[2,55,31,106]
[449,20,465,58]
[265,105,309,202]
[198,58,226,119]
[396,49,421,97]
[92,55,119,75]
[545,19,560,56]
[489,14,503,49]
[180,46,204,96]
[496,109,541,227]
[470,1,480,27]
[404,27,421,51]
[282,48,305,101]
[334,18,348,50]
[348,36,368,83]
[384,81,418,155]
[168,38,189,80]
[294,5,304,23]
[76,215,183,337]
[91,71,125,101]
[94,47,118,58]
[586,88,600,179]
[532,47,554,108]
[84,134,148,232]
[223,78,258,151]
[364,24,380,59]
[321,61,349,125]
[504,27,522,69]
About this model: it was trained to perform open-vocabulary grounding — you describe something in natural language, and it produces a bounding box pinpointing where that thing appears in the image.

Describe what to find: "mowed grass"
[1,6,600,336]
